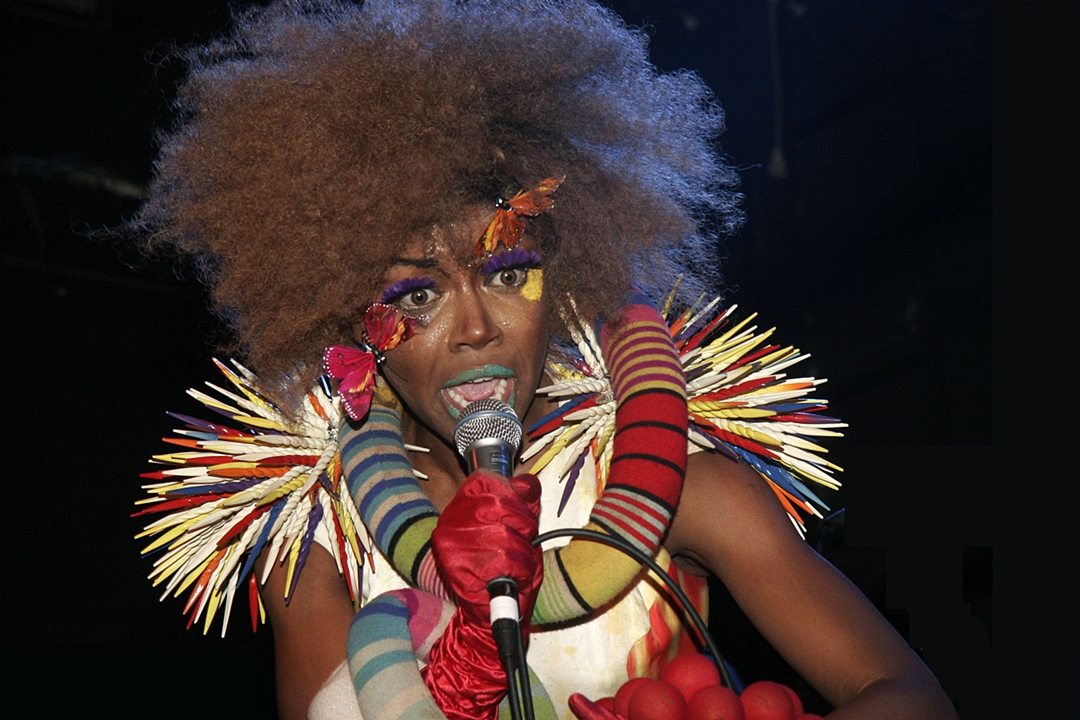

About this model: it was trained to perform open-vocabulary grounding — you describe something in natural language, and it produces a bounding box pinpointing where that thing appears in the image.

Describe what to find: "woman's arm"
[257,545,358,720]
[666,452,957,720]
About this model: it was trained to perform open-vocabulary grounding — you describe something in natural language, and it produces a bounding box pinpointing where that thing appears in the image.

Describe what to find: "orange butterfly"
[476,175,565,257]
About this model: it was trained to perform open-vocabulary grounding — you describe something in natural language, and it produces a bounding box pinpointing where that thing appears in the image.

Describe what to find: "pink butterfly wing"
[322,345,377,421]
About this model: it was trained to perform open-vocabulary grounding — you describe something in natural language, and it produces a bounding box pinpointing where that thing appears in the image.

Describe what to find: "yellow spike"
[704,312,759,350]
[284,531,304,599]
[202,583,224,635]
[172,554,215,598]
[138,514,202,550]
[232,414,291,432]
[661,276,683,320]
[528,431,574,474]
[714,418,784,448]
[256,472,309,506]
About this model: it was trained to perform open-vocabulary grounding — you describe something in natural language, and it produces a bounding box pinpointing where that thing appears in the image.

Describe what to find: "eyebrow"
[388,257,439,268]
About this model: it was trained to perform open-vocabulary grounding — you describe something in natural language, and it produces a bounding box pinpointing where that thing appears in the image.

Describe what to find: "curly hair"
[131,0,742,408]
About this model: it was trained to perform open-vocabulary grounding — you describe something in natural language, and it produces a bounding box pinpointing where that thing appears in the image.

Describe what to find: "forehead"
[392,204,492,267]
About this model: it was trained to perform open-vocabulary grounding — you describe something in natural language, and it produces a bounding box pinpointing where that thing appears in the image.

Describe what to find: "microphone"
[453,398,528,686]
[453,398,523,477]
[453,397,524,603]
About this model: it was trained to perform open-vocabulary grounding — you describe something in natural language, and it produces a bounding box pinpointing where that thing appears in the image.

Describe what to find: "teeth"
[443,377,511,412]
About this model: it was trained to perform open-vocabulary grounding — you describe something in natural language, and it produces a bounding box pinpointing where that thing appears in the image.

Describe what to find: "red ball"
[740,681,796,720]
[596,697,616,712]
[686,684,745,720]
[661,653,723,703]
[628,679,687,720]
[780,685,803,716]
[613,678,652,719]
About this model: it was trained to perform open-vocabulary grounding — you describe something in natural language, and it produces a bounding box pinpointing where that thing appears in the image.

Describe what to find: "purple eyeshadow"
[479,248,543,275]
[380,276,436,304]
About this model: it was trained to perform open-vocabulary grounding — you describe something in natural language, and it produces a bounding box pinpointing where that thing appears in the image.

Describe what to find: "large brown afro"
[131,0,743,408]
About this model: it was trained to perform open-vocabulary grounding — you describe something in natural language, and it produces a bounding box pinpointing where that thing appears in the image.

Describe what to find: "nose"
[448,284,502,351]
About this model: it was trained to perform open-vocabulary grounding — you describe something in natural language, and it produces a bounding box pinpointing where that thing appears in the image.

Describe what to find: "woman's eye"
[402,288,437,309]
[479,249,542,291]
[487,267,528,289]
[380,277,439,310]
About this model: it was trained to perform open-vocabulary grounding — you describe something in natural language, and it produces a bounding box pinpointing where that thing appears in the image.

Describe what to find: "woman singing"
[130,2,957,719]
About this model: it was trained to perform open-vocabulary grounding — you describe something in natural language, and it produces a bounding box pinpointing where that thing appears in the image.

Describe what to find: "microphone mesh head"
[453,398,523,458]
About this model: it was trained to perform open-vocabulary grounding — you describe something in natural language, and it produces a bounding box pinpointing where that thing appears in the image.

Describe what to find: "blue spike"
[557,453,587,517]
[286,502,324,604]
[237,501,284,583]
[165,478,262,497]
[526,392,596,434]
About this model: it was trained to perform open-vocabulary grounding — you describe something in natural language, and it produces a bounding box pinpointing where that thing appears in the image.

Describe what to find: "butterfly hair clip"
[476,175,565,258]
[322,303,418,422]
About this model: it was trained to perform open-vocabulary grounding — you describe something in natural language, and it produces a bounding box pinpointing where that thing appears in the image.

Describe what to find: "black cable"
[515,618,535,720]
[531,528,735,691]
[501,649,523,720]
[490,578,528,720]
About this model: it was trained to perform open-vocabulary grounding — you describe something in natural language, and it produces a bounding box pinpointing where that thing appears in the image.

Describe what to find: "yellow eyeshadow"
[522,268,544,301]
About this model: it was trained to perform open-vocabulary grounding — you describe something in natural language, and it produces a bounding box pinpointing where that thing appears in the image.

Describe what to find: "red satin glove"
[421,470,543,720]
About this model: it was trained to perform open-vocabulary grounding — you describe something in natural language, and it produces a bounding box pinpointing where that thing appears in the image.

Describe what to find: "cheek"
[378,335,435,400]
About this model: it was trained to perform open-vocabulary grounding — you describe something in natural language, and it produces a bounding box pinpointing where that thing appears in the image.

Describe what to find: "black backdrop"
[1,2,1075,718]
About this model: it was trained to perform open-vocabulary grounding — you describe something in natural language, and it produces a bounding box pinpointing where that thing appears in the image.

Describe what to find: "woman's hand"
[431,469,544,623]
[421,470,544,720]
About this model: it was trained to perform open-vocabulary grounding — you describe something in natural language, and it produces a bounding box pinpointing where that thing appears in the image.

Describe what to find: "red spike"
[183,553,223,616]
[725,344,783,372]
[183,455,238,466]
[695,375,776,402]
[667,308,694,338]
[216,505,272,548]
[131,493,226,517]
[207,466,290,479]
[162,437,201,449]
[249,574,261,633]
[690,415,780,460]
[255,454,320,467]
[770,408,836,423]
[678,309,730,353]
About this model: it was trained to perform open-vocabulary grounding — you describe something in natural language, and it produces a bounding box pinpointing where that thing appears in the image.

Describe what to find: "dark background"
[1,1,1075,718]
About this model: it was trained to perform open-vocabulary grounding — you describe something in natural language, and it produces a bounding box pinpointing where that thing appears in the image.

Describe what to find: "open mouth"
[440,365,517,419]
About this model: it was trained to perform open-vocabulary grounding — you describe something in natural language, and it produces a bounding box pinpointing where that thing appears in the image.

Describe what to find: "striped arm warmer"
[340,405,446,599]
[347,590,452,720]
[532,299,687,625]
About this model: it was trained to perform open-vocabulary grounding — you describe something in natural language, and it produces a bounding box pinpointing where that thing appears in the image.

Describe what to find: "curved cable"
[531,528,734,691]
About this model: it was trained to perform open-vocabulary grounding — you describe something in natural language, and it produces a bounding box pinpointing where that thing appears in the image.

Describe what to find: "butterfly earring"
[322,303,418,422]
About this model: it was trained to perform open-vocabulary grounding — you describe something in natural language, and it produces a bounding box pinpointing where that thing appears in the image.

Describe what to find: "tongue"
[458,378,500,403]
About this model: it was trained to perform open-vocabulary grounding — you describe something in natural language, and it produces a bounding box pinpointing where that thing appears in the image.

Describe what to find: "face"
[356,206,551,448]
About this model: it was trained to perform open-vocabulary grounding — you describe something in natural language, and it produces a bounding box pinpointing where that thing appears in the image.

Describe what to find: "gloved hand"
[421,470,543,720]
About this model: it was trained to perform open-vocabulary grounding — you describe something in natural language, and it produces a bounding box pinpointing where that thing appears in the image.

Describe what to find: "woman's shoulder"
[666,449,816,578]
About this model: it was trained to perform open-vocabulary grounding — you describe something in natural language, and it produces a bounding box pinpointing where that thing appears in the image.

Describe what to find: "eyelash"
[479,249,543,276]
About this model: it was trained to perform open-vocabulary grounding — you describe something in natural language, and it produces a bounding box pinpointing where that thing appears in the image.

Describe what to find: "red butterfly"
[476,175,565,257]
[322,304,417,422]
